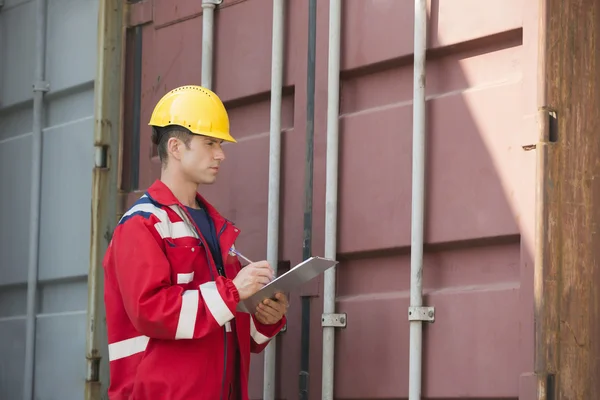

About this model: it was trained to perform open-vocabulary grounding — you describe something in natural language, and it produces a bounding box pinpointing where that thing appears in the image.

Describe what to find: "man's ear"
[167,137,182,161]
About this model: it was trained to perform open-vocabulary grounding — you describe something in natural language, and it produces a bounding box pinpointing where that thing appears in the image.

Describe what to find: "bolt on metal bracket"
[321,313,347,328]
[408,306,435,322]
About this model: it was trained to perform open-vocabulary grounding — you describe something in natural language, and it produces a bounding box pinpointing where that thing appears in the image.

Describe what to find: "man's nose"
[214,148,226,161]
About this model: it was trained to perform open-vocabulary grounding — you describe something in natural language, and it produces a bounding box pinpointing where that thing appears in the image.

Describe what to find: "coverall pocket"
[164,243,203,286]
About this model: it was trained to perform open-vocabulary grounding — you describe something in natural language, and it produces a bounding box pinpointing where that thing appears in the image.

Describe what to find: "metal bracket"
[321,313,347,328]
[33,81,50,92]
[201,0,222,6]
[408,306,435,322]
[94,145,108,168]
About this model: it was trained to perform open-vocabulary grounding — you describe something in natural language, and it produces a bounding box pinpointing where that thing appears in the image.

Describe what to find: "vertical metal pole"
[23,0,48,398]
[322,0,342,398]
[300,0,317,398]
[201,0,222,89]
[408,1,427,400]
[130,25,142,190]
[263,0,285,399]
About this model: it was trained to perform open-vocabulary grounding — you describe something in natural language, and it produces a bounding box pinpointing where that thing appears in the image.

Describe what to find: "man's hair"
[151,125,193,165]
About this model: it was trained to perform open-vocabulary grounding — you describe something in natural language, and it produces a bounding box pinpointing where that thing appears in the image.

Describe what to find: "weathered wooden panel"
[537,0,600,398]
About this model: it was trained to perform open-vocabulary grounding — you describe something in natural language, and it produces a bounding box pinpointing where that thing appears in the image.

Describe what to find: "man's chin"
[198,177,217,185]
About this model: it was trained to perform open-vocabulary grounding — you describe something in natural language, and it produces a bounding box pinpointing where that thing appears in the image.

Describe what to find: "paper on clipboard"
[236,256,338,313]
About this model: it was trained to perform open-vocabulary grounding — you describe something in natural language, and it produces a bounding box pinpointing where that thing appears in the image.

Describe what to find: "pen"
[231,248,253,264]
[231,248,275,282]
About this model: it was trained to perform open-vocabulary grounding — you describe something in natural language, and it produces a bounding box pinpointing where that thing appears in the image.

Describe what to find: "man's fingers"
[250,264,274,280]
[255,269,273,279]
[251,261,272,271]
[256,308,276,323]
[274,293,288,307]
[256,276,271,286]
[264,301,284,315]
[257,304,279,319]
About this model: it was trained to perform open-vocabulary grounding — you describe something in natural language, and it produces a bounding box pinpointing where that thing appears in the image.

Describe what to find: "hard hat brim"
[149,121,237,143]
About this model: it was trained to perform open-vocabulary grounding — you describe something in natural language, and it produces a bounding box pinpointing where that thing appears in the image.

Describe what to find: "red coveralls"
[103,180,286,400]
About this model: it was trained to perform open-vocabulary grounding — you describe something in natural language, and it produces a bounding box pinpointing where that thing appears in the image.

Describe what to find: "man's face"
[177,135,226,185]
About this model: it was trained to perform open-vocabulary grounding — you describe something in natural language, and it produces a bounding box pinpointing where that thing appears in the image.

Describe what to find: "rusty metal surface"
[120,0,542,398]
[537,0,600,399]
[86,0,125,399]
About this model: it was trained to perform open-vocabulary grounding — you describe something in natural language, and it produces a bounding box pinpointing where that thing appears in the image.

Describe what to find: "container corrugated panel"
[123,0,540,399]
[0,0,99,398]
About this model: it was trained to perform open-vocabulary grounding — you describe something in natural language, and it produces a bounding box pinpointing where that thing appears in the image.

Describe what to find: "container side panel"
[0,0,36,107]
[0,105,33,140]
[38,115,94,281]
[0,135,32,285]
[336,244,520,398]
[342,0,522,71]
[213,0,293,101]
[0,0,99,399]
[33,310,88,399]
[0,319,26,398]
[128,0,538,398]
[45,0,99,93]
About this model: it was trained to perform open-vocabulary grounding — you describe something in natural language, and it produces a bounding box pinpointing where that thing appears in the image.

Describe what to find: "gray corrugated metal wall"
[0,0,99,398]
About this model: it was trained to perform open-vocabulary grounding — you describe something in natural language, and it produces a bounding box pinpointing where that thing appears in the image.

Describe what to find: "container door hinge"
[86,356,100,382]
[321,313,347,328]
[408,306,435,322]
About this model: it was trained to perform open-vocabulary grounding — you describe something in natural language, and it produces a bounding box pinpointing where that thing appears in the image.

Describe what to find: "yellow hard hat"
[148,85,236,143]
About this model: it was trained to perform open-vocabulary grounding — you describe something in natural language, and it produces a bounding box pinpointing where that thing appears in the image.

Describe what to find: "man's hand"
[232,261,274,300]
[254,292,289,325]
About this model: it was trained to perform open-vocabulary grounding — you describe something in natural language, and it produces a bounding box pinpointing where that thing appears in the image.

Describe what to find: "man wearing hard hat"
[102,85,288,400]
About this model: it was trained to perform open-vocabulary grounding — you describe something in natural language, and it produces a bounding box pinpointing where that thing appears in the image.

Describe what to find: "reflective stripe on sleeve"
[200,281,234,327]
[175,290,200,339]
[108,335,149,361]
[250,317,270,345]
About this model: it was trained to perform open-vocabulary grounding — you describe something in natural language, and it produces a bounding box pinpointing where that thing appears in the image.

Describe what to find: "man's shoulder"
[115,193,199,244]
[118,193,168,228]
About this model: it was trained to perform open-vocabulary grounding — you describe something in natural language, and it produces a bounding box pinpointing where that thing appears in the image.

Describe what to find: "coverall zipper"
[179,206,230,400]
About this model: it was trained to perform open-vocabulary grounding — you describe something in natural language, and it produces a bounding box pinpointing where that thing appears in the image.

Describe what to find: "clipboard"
[236,256,338,313]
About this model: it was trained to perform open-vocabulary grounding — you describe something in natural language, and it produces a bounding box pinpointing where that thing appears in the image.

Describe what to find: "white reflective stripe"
[108,335,149,361]
[121,201,197,240]
[168,205,199,239]
[225,321,232,332]
[175,290,199,339]
[121,202,168,222]
[177,271,195,284]
[200,281,234,326]
[250,317,271,345]
[154,220,197,240]
[169,221,196,238]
